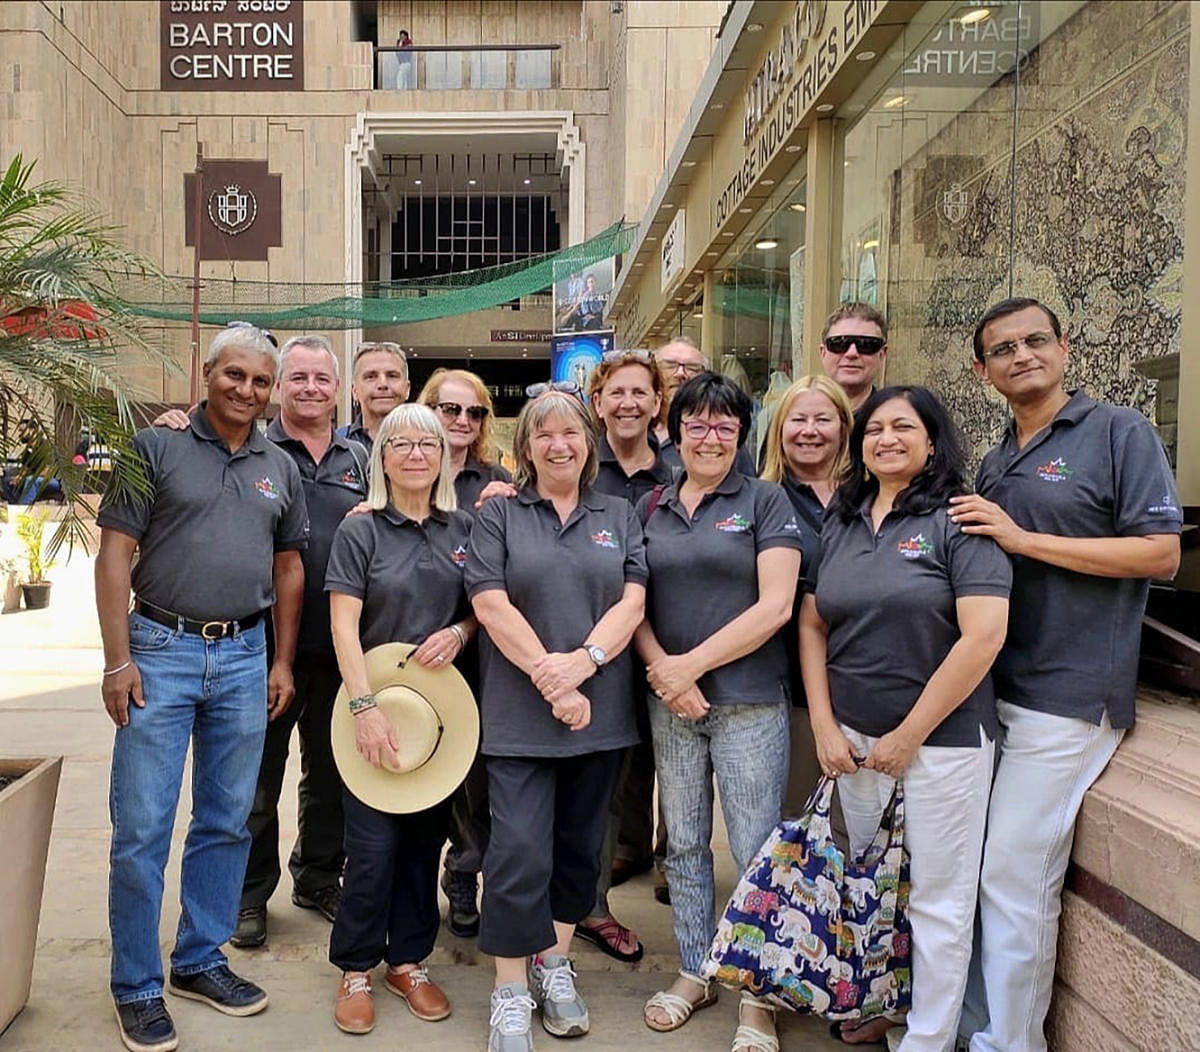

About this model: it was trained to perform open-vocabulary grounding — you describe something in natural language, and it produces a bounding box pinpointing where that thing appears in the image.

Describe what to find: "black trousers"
[242,651,345,907]
[479,749,623,959]
[329,789,451,971]
[444,749,489,875]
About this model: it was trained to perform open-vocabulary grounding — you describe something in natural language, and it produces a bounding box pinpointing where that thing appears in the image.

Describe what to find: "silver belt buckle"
[201,620,230,640]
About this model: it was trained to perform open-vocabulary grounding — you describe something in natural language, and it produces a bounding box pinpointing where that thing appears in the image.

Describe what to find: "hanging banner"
[551,330,614,393]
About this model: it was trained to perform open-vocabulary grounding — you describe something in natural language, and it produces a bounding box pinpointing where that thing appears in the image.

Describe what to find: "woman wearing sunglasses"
[417,369,512,943]
[636,373,803,1052]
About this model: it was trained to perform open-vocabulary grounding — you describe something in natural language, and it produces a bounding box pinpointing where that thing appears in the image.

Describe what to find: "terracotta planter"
[19,582,50,610]
[0,757,63,1034]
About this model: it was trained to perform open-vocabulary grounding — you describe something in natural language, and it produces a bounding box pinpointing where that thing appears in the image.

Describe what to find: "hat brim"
[331,642,479,814]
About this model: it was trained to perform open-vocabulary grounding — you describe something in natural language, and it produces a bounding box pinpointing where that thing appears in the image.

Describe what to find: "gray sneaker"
[489,983,536,1051]
[528,955,589,1037]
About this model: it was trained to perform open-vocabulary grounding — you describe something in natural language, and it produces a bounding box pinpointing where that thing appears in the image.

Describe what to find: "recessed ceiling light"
[414,179,422,185]
[739,207,753,214]
[755,238,779,250]
[681,160,698,168]
[882,94,908,109]
[633,261,644,267]
[746,22,764,32]
[645,236,657,242]
[959,8,991,26]
[661,203,674,211]
[468,178,477,185]
[709,102,725,111]
[705,251,719,257]
[721,231,735,237]
[816,103,834,113]
[789,202,806,212]
[856,50,876,61]
[785,144,802,153]
[523,177,531,184]
[761,179,776,186]
[693,309,703,318]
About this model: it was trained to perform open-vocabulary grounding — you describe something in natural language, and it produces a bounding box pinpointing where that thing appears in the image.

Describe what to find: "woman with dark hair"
[799,386,1011,1050]
[467,391,647,1051]
[636,373,803,1052]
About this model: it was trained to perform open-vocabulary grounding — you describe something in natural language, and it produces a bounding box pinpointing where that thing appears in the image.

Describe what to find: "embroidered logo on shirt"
[591,529,619,549]
[450,544,468,566]
[715,513,751,533]
[897,534,934,560]
[254,476,280,500]
[1035,457,1073,483]
[339,467,362,487]
[1148,493,1179,514]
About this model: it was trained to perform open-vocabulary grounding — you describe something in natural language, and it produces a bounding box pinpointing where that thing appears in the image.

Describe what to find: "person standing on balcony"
[951,297,1182,1052]
[395,30,415,90]
[95,325,308,1052]
[340,342,411,451]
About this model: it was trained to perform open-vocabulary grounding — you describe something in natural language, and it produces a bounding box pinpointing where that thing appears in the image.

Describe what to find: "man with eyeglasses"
[151,333,370,951]
[341,342,411,449]
[96,324,308,1052]
[950,297,1182,1052]
[655,337,756,476]
[818,302,888,412]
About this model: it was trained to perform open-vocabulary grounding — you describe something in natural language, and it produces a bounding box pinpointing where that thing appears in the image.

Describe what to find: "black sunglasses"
[823,334,885,355]
[435,401,489,422]
[225,320,278,349]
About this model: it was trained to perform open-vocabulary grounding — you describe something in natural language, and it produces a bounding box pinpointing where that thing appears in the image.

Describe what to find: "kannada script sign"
[161,0,304,91]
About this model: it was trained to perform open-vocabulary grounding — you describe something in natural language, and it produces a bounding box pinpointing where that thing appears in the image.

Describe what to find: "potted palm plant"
[15,510,51,608]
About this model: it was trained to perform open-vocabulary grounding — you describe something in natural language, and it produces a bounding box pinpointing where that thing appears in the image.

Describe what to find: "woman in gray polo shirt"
[324,404,477,1035]
[466,391,647,1052]
[800,386,1011,1050]
[636,373,803,1052]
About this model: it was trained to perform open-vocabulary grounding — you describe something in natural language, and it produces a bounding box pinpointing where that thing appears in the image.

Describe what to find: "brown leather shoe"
[385,965,451,1022]
[334,971,374,1035]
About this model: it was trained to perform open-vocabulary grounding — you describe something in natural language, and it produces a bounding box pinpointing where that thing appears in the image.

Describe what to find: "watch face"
[587,645,606,665]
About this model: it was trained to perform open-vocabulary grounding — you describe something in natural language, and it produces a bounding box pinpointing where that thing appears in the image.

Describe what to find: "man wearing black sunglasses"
[818,302,888,412]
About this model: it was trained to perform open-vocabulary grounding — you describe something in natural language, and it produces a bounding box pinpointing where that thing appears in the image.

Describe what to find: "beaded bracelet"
[348,694,377,715]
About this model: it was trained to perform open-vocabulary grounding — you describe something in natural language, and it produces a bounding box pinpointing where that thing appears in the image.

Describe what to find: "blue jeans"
[109,612,268,1004]
[649,699,789,973]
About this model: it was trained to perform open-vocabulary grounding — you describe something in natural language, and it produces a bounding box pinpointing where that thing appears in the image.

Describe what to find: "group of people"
[94,296,1182,1052]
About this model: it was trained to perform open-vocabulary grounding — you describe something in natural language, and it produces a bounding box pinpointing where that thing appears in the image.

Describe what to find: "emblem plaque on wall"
[942,183,970,225]
[184,159,282,261]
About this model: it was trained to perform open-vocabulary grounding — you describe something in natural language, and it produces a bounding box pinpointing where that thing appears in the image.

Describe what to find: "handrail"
[376,44,560,52]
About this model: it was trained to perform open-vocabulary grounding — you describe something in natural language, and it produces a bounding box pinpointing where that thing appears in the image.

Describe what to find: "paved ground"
[0,549,852,1051]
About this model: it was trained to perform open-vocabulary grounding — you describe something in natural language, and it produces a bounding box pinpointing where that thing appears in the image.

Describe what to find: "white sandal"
[643,970,718,1032]
[732,993,779,1052]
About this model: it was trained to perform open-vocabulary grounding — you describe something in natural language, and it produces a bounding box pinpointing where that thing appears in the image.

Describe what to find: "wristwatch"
[582,643,607,669]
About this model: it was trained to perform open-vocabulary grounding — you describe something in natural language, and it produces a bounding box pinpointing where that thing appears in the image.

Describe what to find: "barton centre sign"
[160,0,304,90]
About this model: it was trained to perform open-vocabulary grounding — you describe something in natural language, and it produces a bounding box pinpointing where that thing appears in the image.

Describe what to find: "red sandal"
[574,915,644,962]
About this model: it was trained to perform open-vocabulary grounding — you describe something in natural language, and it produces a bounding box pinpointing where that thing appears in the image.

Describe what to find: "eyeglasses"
[658,357,705,377]
[383,437,443,457]
[435,401,489,422]
[601,349,656,365]
[822,334,885,356]
[681,420,740,443]
[525,380,582,398]
[225,320,277,349]
[980,330,1057,361]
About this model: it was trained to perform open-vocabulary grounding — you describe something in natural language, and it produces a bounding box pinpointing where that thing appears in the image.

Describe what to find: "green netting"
[119,221,637,329]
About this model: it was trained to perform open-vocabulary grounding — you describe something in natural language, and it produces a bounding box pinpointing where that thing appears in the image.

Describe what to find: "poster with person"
[552,258,615,334]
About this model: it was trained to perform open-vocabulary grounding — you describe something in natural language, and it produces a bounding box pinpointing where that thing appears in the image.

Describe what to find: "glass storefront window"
[837,0,1187,464]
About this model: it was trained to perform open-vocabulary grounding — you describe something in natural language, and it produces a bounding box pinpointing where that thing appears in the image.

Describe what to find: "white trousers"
[837,725,994,1052]
[965,701,1122,1052]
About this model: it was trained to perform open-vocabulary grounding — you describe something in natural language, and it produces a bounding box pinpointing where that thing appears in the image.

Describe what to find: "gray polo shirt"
[266,418,368,655]
[637,471,803,706]
[325,505,474,652]
[97,406,309,621]
[975,390,1183,728]
[465,486,648,757]
[812,503,1011,747]
[594,434,676,506]
[781,473,828,706]
[338,420,374,452]
[455,456,512,516]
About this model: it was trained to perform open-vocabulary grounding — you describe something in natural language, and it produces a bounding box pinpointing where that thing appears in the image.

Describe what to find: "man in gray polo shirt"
[96,325,308,1052]
[339,341,410,450]
[950,297,1182,1052]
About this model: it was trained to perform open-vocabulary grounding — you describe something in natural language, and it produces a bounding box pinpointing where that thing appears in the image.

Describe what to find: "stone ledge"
[1072,693,1200,942]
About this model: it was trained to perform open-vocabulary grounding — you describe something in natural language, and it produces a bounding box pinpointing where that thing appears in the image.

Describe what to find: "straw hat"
[331,642,479,814]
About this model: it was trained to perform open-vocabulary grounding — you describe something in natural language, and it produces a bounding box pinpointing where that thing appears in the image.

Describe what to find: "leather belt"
[133,598,264,640]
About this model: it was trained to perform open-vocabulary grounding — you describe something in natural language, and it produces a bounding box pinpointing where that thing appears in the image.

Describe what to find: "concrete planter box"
[0,757,62,1036]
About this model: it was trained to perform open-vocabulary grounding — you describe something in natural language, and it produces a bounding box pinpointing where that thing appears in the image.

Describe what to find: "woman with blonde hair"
[417,367,511,940]
[325,403,476,1034]
[760,375,855,822]
[467,390,647,1050]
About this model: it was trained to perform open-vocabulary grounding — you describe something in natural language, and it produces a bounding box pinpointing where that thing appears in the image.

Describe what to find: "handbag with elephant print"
[700,775,912,1022]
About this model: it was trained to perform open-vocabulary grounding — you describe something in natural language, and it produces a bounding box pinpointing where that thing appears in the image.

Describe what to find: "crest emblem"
[941,182,969,225]
[208,184,258,235]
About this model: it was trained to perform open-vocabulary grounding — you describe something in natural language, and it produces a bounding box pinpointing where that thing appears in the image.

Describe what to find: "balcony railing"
[376,44,559,91]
